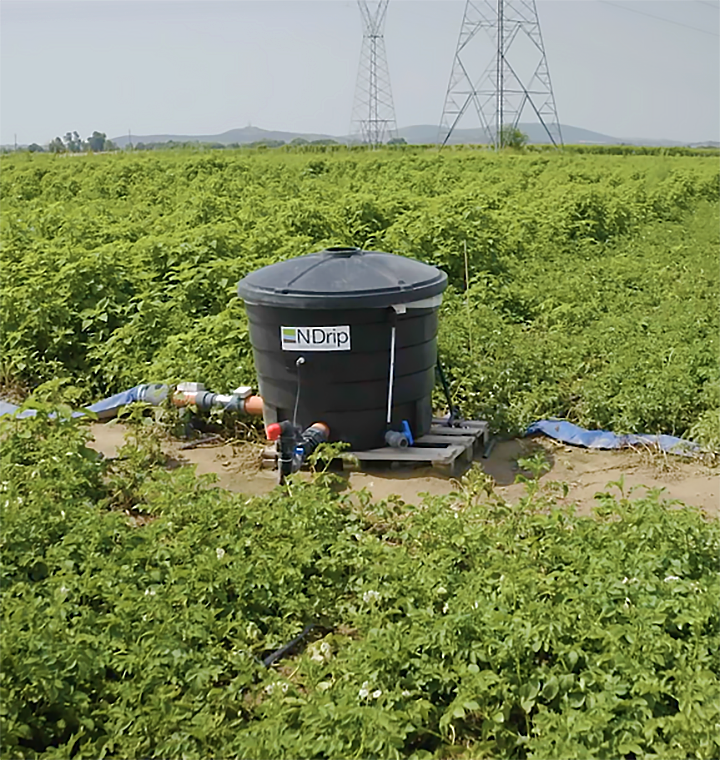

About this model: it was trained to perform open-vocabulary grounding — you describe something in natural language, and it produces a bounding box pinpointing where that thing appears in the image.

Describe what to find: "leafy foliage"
[1,412,719,758]
[0,148,720,440]
[2,142,719,758]
[498,125,528,149]
[1,148,717,441]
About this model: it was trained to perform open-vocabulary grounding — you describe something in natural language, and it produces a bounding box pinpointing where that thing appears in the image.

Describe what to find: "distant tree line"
[4,131,119,154]
[131,137,347,151]
[51,131,118,153]
[5,128,717,157]
[2,133,415,155]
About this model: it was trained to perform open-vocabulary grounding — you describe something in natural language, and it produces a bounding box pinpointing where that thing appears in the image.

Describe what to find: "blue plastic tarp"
[0,400,22,417]
[526,419,700,456]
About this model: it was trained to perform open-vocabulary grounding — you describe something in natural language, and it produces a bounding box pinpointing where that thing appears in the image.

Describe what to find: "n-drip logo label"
[281,325,351,351]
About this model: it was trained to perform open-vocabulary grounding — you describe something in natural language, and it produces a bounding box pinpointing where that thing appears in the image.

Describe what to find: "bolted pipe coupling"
[136,383,170,406]
[172,387,263,416]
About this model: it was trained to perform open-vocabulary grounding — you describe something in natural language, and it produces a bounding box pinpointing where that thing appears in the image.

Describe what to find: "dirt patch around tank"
[88,422,719,516]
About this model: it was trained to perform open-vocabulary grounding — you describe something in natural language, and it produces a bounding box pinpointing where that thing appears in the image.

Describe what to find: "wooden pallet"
[260,419,490,478]
[344,419,489,478]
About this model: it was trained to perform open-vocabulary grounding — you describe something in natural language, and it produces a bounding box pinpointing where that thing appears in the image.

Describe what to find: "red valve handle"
[266,422,282,441]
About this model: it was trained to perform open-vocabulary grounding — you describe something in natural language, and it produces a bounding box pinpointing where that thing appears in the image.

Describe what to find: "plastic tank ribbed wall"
[237,247,447,450]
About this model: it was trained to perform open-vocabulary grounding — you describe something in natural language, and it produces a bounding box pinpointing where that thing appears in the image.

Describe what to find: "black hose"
[436,356,463,426]
[262,624,316,667]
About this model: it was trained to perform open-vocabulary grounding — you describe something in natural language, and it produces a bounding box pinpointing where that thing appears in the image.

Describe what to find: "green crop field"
[1,146,719,759]
[2,146,718,440]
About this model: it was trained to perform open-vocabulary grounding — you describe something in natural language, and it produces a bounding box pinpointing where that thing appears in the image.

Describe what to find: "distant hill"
[400,123,691,147]
[109,123,696,149]
[111,126,339,148]
[6,124,710,152]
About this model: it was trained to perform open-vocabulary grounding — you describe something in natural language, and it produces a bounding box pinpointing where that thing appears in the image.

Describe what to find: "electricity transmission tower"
[350,0,398,146]
[439,0,562,149]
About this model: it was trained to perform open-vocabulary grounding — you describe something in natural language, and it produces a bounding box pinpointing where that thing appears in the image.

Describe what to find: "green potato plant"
[1,412,718,758]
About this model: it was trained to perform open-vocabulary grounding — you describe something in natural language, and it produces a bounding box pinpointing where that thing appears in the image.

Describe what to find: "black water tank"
[237,247,447,450]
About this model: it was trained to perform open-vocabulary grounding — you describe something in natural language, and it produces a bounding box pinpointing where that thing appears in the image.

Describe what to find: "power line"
[695,1,719,10]
[599,1,720,36]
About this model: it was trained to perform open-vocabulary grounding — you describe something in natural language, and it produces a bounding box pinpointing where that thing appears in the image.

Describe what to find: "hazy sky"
[1,0,718,145]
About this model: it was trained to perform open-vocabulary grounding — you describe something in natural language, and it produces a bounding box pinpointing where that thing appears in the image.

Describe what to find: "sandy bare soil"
[89,423,719,516]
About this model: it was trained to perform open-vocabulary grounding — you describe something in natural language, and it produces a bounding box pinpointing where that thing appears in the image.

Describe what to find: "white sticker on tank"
[281,325,351,351]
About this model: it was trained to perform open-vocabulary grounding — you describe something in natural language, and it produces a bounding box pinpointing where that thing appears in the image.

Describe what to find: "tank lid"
[237,248,447,309]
